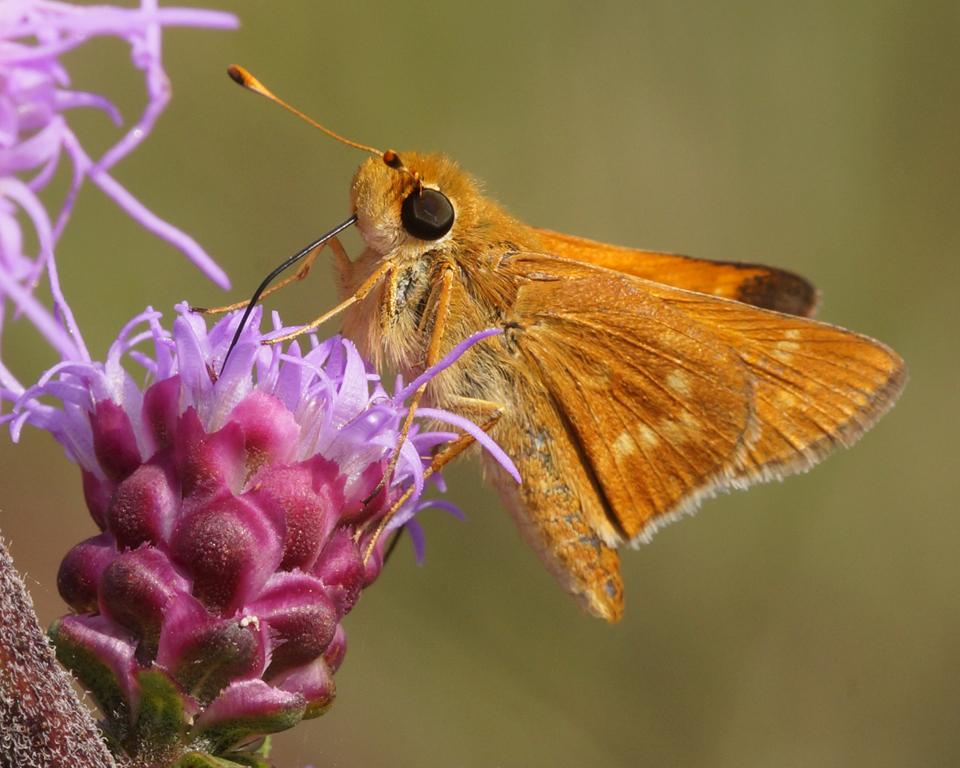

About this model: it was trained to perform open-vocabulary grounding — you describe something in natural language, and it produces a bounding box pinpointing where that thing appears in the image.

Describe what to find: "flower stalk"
[0,537,117,768]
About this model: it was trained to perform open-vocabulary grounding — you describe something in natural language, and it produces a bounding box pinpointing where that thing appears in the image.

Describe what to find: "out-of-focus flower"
[5,303,517,765]
[0,0,237,366]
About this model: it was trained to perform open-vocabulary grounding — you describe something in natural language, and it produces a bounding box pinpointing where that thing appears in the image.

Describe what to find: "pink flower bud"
[10,303,515,762]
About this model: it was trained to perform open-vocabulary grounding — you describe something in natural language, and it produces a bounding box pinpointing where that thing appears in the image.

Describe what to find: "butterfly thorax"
[341,151,539,406]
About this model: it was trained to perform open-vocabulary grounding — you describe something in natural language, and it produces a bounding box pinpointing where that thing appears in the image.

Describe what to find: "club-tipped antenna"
[228,64,387,158]
[219,214,357,374]
[227,65,418,186]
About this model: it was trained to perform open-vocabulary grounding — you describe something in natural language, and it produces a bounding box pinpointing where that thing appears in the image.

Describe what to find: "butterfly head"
[351,151,482,257]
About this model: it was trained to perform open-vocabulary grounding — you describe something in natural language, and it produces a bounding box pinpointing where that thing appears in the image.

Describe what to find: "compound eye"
[400,188,454,240]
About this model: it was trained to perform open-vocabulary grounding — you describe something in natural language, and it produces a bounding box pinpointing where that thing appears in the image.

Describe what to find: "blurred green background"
[2,1,958,766]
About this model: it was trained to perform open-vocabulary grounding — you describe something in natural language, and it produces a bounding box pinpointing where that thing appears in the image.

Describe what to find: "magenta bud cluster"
[7,304,513,764]
[56,388,376,722]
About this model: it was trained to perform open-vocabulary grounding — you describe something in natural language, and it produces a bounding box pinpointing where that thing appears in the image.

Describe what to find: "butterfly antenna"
[229,65,385,158]
[227,65,421,187]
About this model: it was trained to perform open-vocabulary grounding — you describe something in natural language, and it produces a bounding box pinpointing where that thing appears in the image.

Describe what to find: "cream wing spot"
[613,430,637,457]
[637,424,660,449]
[772,339,801,363]
[666,370,691,397]
[772,329,803,360]
[775,389,798,408]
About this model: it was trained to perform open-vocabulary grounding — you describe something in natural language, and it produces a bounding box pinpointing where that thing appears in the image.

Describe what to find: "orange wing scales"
[640,286,906,482]
[514,273,755,541]
[486,253,904,619]
[533,227,819,317]
[486,392,627,622]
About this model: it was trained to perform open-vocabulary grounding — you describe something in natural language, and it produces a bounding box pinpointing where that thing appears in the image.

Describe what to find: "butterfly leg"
[376,398,504,566]
[192,237,349,315]
[264,258,393,346]
[362,406,503,563]
[361,266,457,506]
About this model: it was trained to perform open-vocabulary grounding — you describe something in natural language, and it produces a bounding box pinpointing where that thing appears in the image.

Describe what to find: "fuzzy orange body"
[336,151,905,622]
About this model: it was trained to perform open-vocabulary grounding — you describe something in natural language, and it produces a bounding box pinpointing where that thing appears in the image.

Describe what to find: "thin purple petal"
[416,407,521,483]
[395,328,503,402]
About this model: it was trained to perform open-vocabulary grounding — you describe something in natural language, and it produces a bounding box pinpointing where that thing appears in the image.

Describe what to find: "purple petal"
[0,251,79,359]
[55,89,123,125]
[78,467,110,528]
[416,498,467,521]
[416,407,521,483]
[141,375,181,451]
[52,614,139,715]
[98,546,190,660]
[174,408,246,499]
[106,457,180,548]
[157,598,269,705]
[228,389,299,471]
[311,531,364,618]
[246,572,339,676]
[322,625,347,673]
[89,399,142,481]
[88,162,229,288]
[394,328,503,402]
[269,660,335,719]
[247,457,344,572]
[404,518,427,564]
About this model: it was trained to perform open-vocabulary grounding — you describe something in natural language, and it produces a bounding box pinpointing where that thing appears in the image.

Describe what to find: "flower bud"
[14,305,515,763]
[57,533,117,613]
[98,547,190,661]
[106,457,179,549]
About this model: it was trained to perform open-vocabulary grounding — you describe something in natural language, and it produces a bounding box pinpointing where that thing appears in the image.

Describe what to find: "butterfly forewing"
[507,256,755,541]
[533,227,819,317]
[643,291,907,483]
[499,251,905,550]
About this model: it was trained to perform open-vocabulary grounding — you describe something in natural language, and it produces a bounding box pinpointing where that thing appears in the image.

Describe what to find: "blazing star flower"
[0,6,521,765]
[5,303,517,765]
[0,0,238,365]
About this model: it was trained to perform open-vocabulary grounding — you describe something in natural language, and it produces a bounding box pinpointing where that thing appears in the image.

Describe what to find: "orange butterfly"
[217,67,906,622]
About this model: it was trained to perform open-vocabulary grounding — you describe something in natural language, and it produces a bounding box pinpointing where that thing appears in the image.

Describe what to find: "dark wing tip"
[735,269,819,317]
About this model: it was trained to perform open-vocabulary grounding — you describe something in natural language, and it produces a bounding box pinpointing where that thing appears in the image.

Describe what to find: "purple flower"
[6,303,518,762]
[0,5,522,764]
[0,0,238,365]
